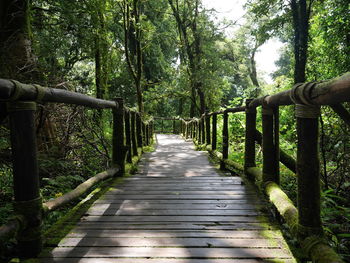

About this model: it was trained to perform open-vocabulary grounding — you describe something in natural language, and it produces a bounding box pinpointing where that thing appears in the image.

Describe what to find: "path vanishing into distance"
[41,134,296,263]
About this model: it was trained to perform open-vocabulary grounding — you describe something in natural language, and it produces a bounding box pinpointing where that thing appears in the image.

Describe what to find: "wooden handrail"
[0,80,155,259]
[0,79,118,109]
[249,72,350,108]
[175,73,350,263]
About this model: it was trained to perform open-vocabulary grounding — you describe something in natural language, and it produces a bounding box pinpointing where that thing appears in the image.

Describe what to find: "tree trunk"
[122,0,144,113]
[0,0,35,80]
[291,0,310,83]
[249,44,260,97]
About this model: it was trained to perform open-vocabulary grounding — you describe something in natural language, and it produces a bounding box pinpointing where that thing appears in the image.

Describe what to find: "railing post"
[296,104,322,236]
[125,109,132,163]
[201,115,206,145]
[205,111,211,145]
[8,102,42,258]
[149,121,153,143]
[193,120,196,140]
[112,98,127,176]
[136,112,143,149]
[191,121,194,139]
[173,119,176,134]
[198,119,202,144]
[181,120,185,135]
[161,119,164,133]
[221,110,229,170]
[151,120,154,141]
[142,121,146,146]
[244,99,257,181]
[196,120,200,143]
[131,111,138,156]
[146,123,150,145]
[262,105,279,184]
[212,113,217,151]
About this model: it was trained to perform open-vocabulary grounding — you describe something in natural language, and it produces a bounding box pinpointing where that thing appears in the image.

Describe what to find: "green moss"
[265,182,299,236]
[246,166,263,181]
[35,143,154,258]
[302,236,345,263]
[223,158,244,171]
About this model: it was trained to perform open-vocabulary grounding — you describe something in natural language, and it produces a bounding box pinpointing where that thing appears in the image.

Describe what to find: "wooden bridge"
[1,74,350,263]
[41,134,295,262]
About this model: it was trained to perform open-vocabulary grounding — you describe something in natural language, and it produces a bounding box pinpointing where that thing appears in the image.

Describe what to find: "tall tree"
[119,0,144,113]
[92,0,110,99]
[168,0,206,116]
[291,0,313,83]
[246,0,314,84]
[0,0,35,80]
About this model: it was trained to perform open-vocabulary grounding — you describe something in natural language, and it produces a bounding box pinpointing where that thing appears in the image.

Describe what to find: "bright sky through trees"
[202,0,284,84]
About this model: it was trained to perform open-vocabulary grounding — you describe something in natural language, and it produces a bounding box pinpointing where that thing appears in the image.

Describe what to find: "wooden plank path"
[41,134,296,263]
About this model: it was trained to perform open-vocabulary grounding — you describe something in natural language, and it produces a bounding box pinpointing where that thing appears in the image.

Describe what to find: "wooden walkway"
[41,134,296,263]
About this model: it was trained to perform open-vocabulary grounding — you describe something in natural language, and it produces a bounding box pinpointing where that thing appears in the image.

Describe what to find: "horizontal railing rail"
[0,79,154,259]
[0,79,118,109]
[176,72,350,263]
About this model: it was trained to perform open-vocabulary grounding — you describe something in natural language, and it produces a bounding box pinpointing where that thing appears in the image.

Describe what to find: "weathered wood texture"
[8,102,42,258]
[0,79,118,109]
[41,135,296,263]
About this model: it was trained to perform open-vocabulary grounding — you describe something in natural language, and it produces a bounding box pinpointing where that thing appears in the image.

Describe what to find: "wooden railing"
[0,79,154,259]
[153,117,182,134]
[179,72,350,263]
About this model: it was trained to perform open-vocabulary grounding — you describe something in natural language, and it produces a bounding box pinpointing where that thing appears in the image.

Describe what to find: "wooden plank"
[122,177,241,181]
[55,237,280,248]
[41,259,297,263]
[99,195,260,200]
[116,186,248,190]
[109,183,249,188]
[43,134,295,263]
[63,230,282,239]
[79,215,266,223]
[85,209,260,216]
[104,190,255,195]
[45,247,293,259]
[72,222,273,230]
[93,199,263,205]
[87,203,259,210]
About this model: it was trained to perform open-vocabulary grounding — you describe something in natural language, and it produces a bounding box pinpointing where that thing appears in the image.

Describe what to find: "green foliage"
[308,0,350,80]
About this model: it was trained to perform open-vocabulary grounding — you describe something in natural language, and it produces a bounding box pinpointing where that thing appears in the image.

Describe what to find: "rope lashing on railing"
[2,80,26,101]
[33,84,46,103]
[295,104,321,118]
[247,72,350,108]
[6,80,46,103]
[14,196,43,220]
[0,78,118,109]
[290,81,321,105]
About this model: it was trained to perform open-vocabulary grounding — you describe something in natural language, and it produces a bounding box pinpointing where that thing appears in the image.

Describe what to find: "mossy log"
[305,238,345,263]
[223,159,244,171]
[246,167,262,180]
[265,182,298,234]
[208,149,223,160]
[43,168,118,212]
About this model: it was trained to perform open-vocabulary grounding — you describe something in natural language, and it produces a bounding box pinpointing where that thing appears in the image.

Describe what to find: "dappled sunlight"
[41,134,296,263]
